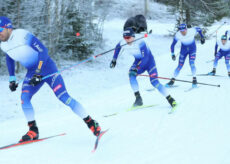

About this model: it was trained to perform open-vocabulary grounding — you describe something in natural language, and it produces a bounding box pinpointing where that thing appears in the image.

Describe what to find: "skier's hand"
[129,67,138,76]
[29,74,43,86]
[110,59,116,68]
[9,81,18,92]
[201,38,205,44]
[214,52,217,57]
[171,53,176,61]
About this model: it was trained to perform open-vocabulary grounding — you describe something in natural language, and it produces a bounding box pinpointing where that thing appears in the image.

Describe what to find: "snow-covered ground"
[1,5,230,164]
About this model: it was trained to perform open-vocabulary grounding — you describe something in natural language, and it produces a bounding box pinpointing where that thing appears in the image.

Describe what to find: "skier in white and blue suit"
[0,16,101,142]
[208,34,230,77]
[166,23,205,87]
[110,27,177,108]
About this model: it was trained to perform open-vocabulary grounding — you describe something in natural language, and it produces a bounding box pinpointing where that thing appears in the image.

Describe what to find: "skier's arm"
[6,54,16,81]
[112,42,122,60]
[27,33,49,73]
[170,38,178,54]
[225,30,230,36]
[214,42,218,56]
[195,27,205,44]
[6,54,18,91]
[110,42,122,68]
[195,27,204,38]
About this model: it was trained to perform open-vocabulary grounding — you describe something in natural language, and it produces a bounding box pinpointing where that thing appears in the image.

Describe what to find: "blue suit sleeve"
[170,38,178,53]
[195,27,204,38]
[112,42,122,60]
[27,33,49,73]
[6,54,15,76]
[215,42,218,53]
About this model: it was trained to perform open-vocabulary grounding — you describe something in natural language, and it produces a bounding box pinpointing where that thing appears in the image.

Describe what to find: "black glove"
[201,38,205,44]
[9,81,18,92]
[110,59,116,68]
[29,74,42,86]
[172,54,176,61]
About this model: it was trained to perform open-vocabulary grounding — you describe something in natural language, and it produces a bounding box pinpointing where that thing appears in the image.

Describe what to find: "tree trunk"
[179,0,184,24]
[144,0,148,17]
[16,0,20,73]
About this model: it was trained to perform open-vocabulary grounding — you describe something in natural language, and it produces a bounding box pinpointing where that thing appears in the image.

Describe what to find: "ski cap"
[123,27,135,37]
[178,23,187,32]
[221,35,227,40]
[0,16,13,29]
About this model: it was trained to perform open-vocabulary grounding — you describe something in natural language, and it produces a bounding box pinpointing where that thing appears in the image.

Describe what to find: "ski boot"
[19,120,39,142]
[192,77,197,88]
[84,116,101,136]
[166,95,177,108]
[208,68,216,76]
[165,78,175,88]
[133,91,143,107]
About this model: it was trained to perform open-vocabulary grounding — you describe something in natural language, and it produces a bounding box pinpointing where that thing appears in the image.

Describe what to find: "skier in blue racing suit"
[0,16,101,142]
[208,34,230,77]
[166,23,205,88]
[110,27,177,108]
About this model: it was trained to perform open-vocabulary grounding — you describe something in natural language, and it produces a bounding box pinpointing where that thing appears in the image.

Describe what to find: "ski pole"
[207,22,226,38]
[14,30,152,84]
[138,74,220,87]
[41,30,152,81]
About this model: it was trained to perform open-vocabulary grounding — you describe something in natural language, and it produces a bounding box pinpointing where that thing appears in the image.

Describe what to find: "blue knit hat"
[0,16,13,28]
[123,27,135,37]
[221,35,227,40]
[178,23,187,32]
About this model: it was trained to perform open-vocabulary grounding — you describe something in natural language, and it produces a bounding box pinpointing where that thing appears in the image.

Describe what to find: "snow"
[1,7,230,164]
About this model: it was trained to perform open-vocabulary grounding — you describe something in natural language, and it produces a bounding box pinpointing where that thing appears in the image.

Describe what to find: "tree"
[0,0,105,73]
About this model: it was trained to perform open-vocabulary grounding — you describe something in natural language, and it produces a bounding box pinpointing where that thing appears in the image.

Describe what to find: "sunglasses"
[123,36,132,39]
[0,27,5,32]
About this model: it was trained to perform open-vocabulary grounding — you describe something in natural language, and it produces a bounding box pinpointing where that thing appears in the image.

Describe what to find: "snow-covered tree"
[0,0,104,73]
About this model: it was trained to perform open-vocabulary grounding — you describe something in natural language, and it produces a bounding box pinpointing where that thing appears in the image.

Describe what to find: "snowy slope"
[1,10,230,164]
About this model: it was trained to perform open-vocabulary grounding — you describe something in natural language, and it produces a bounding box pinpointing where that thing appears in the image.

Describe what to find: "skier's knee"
[21,92,32,104]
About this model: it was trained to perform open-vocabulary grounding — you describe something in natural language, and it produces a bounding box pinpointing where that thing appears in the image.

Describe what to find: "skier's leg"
[173,53,187,78]
[46,74,88,119]
[128,67,144,106]
[189,52,197,77]
[213,52,222,69]
[20,72,44,142]
[166,53,187,87]
[21,73,44,122]
[148,65,176,107]
[225,53,230,76]
[188,52,197,86]
[148,67,168,97]
[46,74,101,136]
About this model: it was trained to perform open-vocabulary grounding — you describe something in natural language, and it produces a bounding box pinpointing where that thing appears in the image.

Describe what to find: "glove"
[214,52,217,57]
[29,74,43,86]
[171,53,176,61]
[110,59,116,68]
[9,81,18,92]
[201,38,205,44]
[129,67,138,76]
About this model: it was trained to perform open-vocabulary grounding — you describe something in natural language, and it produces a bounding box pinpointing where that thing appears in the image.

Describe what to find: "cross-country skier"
[110,27,177,108]
[0,16,101,142]
[225,30,230,38]
[166,23,205,88]
[208,35,230,77]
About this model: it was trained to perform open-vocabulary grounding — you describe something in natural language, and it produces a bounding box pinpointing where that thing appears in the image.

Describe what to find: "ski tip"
[168,104,179,114]
[91,129,109,153]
